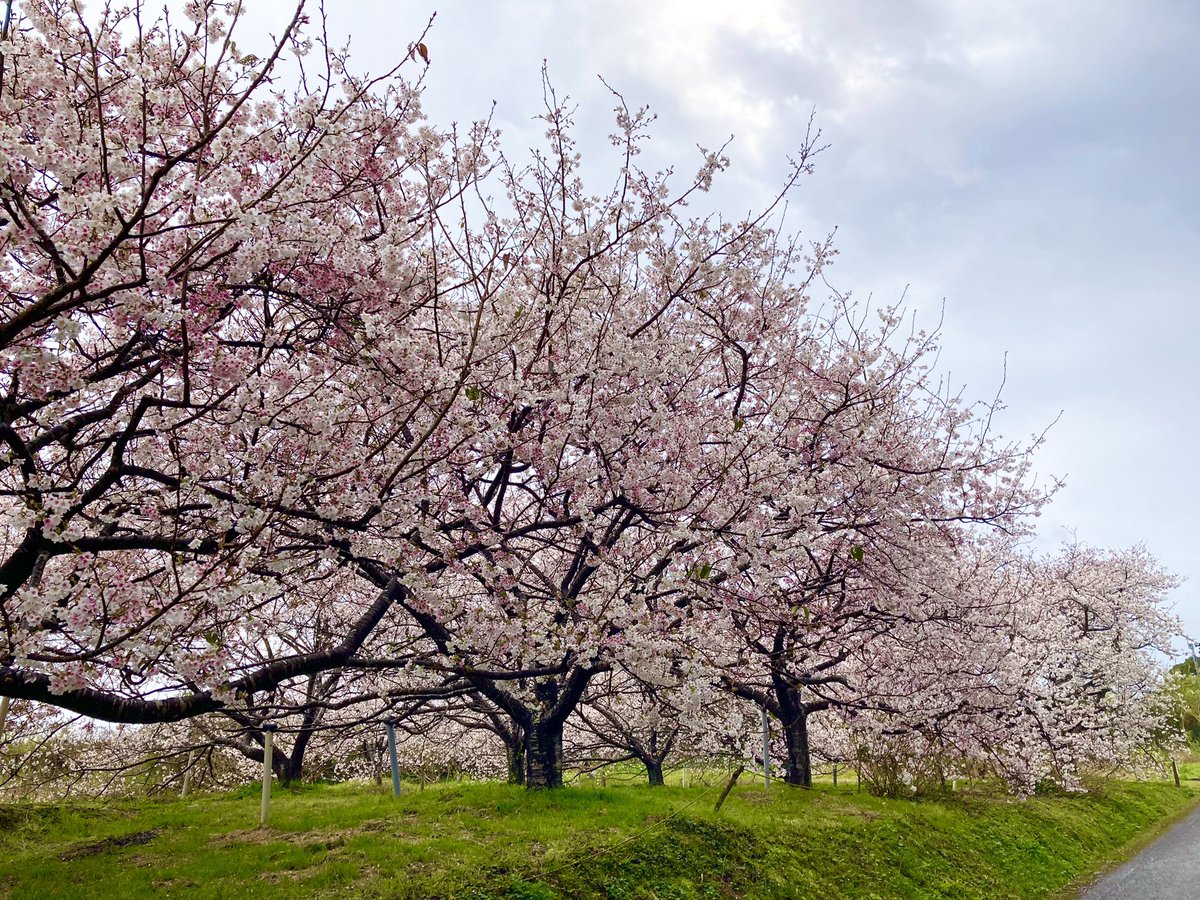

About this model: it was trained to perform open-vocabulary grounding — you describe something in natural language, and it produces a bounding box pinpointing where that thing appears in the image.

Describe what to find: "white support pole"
[260,725,276,827]
[0,696,9,742]
[181,750,194,798]
[385,720,401,798]
[761,704,770,789]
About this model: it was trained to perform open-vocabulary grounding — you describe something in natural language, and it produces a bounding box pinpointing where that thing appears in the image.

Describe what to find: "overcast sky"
[241,1,1200,643]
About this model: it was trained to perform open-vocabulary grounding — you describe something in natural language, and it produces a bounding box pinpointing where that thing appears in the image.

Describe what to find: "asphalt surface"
[1081,802,1200,899]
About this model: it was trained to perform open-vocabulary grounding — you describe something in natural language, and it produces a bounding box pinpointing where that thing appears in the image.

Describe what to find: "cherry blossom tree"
[0,0,1181,800]
[669,297,1054,787]
[570,666,756,786]
[0,0,483,720]
[308,82,860,785]
[814,540,1180,794]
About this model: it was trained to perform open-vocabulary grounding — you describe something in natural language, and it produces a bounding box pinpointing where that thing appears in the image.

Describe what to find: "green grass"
[0,776,1193,899]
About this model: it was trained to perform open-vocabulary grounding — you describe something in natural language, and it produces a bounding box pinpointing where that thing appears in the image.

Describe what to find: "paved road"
[1081,803,1200,898]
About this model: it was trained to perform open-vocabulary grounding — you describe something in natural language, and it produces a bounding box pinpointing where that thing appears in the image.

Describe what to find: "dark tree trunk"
[524,717,565,788]
[524,718,565,788]
[273,720,321,787]
[505,734,526,785]
[644,758,665,786]
[279,726,315,786]
[468,668,599,790]
[782,711,812,787]
[279,755,303,786]
[775,681,812,787]
[475,698,526,785]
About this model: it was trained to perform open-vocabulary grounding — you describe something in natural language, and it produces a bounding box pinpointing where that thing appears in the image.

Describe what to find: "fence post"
[1172,758,1181,788]
[761,705,770,789]
[260,724,276,827]
[385,720,401,797]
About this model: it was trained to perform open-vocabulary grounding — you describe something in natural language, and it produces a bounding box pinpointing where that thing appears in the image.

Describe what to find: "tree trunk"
[278,738,310,786]
[505,735,526,786]
[524,718,565,788]
[279,758,301,786]
[470,667,598,790]
[644,758,665,786]
[282,721,317,785]
[778,688,812,788]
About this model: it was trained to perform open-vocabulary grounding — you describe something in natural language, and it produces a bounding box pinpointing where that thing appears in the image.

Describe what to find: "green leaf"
[464,386,483,402]
[733,418,745,432]
[850,545,865,563]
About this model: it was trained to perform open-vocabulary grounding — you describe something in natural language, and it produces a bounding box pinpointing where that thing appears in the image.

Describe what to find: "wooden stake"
[1172,758,1181,788]
[714,765,746,813]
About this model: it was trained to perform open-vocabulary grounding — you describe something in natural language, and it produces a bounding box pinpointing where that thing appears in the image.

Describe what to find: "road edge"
[1055,784,1200,899]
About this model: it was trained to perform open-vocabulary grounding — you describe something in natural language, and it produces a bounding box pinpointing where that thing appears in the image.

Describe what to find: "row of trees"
[1,556,1181,799]
[0,0,1180,793]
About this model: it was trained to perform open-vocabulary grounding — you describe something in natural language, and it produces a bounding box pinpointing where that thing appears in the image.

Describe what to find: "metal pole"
[260,725,276,827]
[761,705,770,789]
[181,750,194,798]
[385,720,401,797]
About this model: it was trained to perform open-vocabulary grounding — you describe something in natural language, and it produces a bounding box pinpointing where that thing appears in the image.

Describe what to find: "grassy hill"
[0,776,1194,898]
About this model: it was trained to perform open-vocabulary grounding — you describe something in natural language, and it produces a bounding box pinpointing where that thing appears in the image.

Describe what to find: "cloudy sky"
[242,1,1200,641]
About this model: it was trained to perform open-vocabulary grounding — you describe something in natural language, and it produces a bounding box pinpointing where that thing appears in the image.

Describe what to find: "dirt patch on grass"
[360,811,419,830]
[737,792,776,805]
[206,827,278,847]
[60,828,161,860]
[258,866,324,884]
[208,827,355,851]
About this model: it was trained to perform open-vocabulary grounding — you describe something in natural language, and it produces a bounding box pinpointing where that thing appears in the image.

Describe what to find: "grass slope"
[0,778,1193,899]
